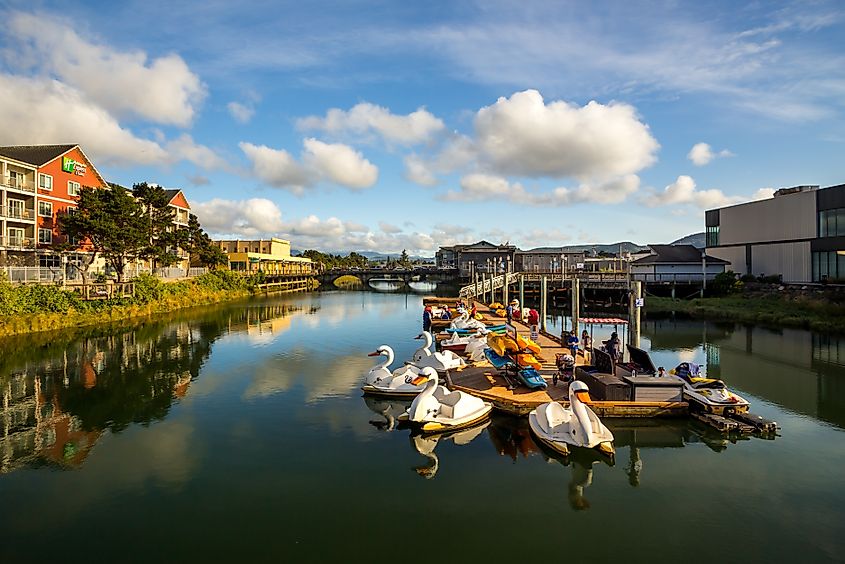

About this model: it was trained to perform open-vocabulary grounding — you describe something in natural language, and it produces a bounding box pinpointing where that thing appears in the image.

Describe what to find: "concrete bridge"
[317,267,460,288]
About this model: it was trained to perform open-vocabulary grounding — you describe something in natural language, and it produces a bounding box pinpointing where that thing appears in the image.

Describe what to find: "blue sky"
[1,0,843,255]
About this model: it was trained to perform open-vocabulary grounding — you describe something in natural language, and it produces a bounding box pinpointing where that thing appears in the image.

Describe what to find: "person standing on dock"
[567,330,579,357]
[581,330,592,362]
[527,308,540,341]
[506,300,517,325]
[423,306,433,333]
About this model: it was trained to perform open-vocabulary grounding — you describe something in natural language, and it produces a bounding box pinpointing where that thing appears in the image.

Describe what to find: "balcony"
[1,179,36,194]
[0,206,36,222]
[0,236,35,249]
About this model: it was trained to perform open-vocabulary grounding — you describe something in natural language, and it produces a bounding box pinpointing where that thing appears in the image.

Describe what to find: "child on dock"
[567,330,579,357]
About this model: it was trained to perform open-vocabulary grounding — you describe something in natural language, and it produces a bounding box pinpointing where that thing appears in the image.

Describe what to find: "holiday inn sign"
[61,156,87,176]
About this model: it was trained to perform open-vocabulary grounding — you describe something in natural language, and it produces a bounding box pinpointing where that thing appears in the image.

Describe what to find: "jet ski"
[670,362,749,414]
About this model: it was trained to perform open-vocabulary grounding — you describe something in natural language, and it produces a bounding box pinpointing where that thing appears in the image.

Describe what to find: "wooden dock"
[440,300,687,418]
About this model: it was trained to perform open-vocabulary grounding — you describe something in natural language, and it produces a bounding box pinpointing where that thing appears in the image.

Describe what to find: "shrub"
[709,270,743,296]
[133,272,165,303]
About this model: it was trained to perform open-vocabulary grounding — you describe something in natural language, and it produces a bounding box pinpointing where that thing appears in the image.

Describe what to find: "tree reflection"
[0,302,308,474]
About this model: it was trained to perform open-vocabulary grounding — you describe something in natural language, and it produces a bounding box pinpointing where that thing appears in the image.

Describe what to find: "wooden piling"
[519,274,524,312]
[540,276,548,333]
[629,280,641,348]
[571,277,580,338]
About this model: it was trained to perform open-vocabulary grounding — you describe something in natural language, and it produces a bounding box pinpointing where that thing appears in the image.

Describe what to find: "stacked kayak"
[484,339,547,390]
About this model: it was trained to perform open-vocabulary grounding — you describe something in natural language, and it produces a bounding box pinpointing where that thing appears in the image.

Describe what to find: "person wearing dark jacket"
[423,306,433,333]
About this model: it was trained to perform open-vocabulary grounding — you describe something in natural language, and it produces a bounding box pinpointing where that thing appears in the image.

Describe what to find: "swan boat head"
[568,380,614,457]
[365,345,394,385]
[407,367,440,422]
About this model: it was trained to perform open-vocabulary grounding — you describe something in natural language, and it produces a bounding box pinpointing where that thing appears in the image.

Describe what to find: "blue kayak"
[484,348,515,370]
[517,367,548,390]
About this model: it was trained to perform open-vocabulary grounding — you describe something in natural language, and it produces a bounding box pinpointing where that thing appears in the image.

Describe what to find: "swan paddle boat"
[410,331,465,371]
[670,362,749,414]
[399,367,493,433]
[528,380,615,458]
[449,311,487,331]
[363,345,430,397]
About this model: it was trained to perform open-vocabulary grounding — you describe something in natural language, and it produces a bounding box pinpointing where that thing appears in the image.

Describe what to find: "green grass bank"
[645,292,845,333]
[0,271,316,338]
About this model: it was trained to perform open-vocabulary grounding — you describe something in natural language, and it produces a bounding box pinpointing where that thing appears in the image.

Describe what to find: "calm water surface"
[1,291,844,562]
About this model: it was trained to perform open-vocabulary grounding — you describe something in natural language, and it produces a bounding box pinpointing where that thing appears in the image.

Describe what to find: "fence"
[1,266,208,284]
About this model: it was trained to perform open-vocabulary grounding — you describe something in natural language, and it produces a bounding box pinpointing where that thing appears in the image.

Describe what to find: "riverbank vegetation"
[0,270,267,337]
[646,292,845,333]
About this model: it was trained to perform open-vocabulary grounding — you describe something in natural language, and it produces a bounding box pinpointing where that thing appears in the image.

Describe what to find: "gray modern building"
[705,183,845,283]
[435,241,517,277]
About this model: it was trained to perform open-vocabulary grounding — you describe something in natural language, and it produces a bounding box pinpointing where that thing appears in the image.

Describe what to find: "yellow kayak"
[489,302,504,310]
[516,334,542,354]
[515,353,541,370]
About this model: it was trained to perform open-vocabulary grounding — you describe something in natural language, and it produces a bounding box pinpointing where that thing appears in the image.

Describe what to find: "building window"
[706,225,720,247]
[38,228,52,244]
[818,208,845,238]
[39,254,61,268]
[813,251,845,282]
[68,181,81,196]
[38,201,53,217]
[39,174,53,191]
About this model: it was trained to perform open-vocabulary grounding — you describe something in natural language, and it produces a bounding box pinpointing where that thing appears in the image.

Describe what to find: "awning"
[579,317,628,324]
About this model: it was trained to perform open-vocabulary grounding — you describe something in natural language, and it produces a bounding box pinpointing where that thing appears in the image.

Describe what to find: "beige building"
[706,183,844,283]
[215,238,314,275]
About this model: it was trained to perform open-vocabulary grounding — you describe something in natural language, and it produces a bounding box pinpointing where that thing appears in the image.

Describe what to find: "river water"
[1,291,843,562]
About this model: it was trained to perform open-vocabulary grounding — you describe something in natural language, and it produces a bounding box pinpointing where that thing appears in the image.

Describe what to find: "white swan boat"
[362,345,429,397]
[449,311,486,331]
[410,331,464,371]
[528,380,615,458]
[399,367,492,433]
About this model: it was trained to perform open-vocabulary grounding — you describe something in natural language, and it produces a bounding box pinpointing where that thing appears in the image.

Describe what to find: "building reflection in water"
[642,317,845,429]
[0,303,308,475]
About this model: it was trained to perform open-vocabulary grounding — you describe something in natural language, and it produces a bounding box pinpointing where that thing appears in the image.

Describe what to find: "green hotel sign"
[61,156,87,176]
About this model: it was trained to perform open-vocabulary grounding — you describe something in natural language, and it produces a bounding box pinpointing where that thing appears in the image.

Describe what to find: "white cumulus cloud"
[473,90,659,180]
[10,12,205,127]
[239,139,377,192]
[297,102,445,145]
[0,75,216,168]
[687,142,734,166]
[641,175,743,208]
[302,138,378,189]
[441,173,640,206]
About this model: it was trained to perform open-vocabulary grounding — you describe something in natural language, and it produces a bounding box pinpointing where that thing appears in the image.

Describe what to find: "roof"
[632,244,729,265]
[0,144,77,166]
[517,247,586,254]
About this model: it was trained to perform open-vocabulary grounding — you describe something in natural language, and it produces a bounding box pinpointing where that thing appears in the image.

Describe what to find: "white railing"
[0,206,36,221]
[459,272,519,298]
[1,179,36,193]
[1,266,74,283]
[0,236,35,249]
[631,273,719,283]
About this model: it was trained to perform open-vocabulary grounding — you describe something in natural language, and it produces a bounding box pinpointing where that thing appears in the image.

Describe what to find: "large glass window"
[818,208,845,237]
[813,251,845,282]
[38,201,53,217]
[706,225,720,247]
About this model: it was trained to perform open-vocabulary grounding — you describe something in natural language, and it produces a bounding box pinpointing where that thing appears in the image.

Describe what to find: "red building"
[0,144,108,267]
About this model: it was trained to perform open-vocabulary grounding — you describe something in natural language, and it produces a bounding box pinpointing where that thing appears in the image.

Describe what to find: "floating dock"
[440,300,687,418]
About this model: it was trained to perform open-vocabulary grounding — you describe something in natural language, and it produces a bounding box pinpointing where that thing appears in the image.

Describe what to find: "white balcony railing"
[1,179,36,193]
[0,236,35,249]
[1,206,36,221]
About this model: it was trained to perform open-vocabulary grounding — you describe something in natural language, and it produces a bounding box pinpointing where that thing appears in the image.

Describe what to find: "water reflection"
[642,317,845,429]
[409,422,490,479]
[0,302,309,475]
[363,396,410,431]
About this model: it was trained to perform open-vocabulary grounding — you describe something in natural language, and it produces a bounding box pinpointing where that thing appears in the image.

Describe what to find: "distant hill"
[528,241,648,255]
[670,232,706,248]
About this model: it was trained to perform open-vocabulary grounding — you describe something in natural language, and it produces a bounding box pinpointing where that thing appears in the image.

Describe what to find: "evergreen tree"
[58,185,147,282]
[132,183,180,269]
